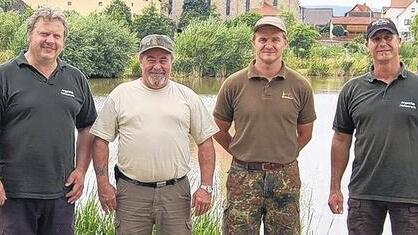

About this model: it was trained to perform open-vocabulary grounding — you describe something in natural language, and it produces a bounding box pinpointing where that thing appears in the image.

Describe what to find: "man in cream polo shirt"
[90,34,219,234]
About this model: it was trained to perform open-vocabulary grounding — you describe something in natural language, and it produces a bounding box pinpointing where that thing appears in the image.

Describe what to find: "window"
[98,1,103,6]
[245,0,250,12]
[405,19,411,25]
[131,2,134,7]
[67,1,72,6]
[226,0,231,16]
[412,8,415,13]
[273,0,278,6]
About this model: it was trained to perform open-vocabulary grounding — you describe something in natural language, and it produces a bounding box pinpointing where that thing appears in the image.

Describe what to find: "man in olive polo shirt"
[329,18,418,234]
[0,7,97,234]
[213,16,316,234]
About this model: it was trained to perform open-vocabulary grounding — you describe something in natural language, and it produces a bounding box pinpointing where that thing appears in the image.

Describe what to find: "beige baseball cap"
[253,16,287,34]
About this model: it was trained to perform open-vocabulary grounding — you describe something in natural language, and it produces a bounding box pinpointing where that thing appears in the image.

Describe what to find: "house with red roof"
[384,0,417,40]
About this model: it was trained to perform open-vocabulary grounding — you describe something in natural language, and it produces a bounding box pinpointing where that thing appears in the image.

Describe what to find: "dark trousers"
[348,198,418,235]
[0,197,75,235]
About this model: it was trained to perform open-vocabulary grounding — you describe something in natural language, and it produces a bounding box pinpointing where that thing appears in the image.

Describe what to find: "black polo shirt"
[0,51,97,199]
[333,64,418,204]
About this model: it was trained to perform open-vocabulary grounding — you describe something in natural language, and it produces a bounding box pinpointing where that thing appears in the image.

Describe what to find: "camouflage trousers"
[222,160,301,235]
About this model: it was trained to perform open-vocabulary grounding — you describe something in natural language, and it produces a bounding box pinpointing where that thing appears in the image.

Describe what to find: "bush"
[289,23,320,58]
[227,11,262,28]
[332,25,345,37]
[132,3,176,40]
[307,58,331,76]
[122,55,141,78]
[63,14,137,78]
[0,11,23,51]
[174,18,253,78]
[0,49,14,64]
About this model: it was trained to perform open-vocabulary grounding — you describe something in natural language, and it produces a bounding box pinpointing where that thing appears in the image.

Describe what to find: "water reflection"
[84,76,392,235]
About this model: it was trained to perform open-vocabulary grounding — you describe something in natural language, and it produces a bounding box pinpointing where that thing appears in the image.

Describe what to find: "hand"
[192,188,212,216]
[65,168,85,204]
[97,181,117,214]
[0,181,6,206]
[328,190,344,214]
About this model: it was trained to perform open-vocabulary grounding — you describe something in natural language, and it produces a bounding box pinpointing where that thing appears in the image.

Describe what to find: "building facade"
[165,0,299,22]
[23,0,161,16]
[384,0,417,40]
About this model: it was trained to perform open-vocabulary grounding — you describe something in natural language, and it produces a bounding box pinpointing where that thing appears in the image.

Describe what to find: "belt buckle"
[262,163,272,171]
[156,181,167,188]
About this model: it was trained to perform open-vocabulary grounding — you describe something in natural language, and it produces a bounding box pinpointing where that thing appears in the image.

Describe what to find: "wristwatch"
[199,184,213,193]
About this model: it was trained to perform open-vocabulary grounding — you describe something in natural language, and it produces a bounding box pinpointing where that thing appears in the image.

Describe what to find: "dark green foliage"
[227,11,262,28]
[104,0,132,28]
[332,25,345,37]
[174,18,253,77]
[178,0,219,30]
[0,11,23,51]
[289,23,320,58]
[132,3,176,40]
[63,14,137,78]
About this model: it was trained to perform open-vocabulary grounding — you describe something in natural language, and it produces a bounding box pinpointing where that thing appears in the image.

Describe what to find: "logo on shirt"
[399,101,416,110]
[60,89,75,98]
[281,92,294,100]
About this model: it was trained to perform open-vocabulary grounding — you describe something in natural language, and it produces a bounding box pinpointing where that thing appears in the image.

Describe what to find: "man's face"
[367,30,401,63]
[28,18,65,64]
[253,26,288,65]
[140,48,172,89]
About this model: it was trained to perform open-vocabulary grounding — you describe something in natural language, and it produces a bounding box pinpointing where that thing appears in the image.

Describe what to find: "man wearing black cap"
[214,16,316,234]
[90,34,218,234]
[329,18,418,234]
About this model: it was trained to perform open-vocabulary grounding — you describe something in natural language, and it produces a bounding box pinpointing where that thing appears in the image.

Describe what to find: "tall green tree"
[104,0,132,28]
[132,3,176,40]
[288,23,320,58]
[227,12,262,28]
[63,14,137,77]
[178,0,218,30]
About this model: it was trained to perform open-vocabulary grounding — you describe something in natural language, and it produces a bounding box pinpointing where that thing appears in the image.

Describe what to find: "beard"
[147,73,169,89]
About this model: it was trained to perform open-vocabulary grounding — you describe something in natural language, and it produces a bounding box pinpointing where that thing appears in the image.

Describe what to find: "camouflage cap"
[254,16,287,34]
[139,34,174,56]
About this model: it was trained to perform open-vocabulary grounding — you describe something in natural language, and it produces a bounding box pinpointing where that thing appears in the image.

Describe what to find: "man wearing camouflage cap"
[90,34,219,234]
[329,18,418,234]
[213,16,316,234]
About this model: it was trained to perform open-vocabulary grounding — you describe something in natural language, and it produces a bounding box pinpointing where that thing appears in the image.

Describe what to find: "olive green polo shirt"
[333,64,418,204]
[214,60,316,164]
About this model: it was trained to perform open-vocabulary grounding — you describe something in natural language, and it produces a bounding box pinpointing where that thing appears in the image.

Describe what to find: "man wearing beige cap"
[214,16,316,234]
[91,34,219,234]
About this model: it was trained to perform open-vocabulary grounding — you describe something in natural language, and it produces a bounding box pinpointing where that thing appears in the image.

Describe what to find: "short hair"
[27,6,69,40]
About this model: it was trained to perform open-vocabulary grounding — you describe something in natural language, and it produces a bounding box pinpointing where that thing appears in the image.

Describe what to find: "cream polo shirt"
[91,79,219,182]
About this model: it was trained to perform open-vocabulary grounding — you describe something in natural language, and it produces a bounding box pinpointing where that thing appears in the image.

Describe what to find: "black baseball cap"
[366,18,399,38]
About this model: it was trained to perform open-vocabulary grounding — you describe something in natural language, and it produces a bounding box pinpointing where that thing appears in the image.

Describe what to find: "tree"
[411,15,418,44]
[175,18,253,77]
[63,14,137,77]
[288,23,320,58]
[332,25,345,37]
[132,3,176,40]
[104,0,132,28]
[227,11,262,28]
[178,0,218,30]
[0,11,23,51]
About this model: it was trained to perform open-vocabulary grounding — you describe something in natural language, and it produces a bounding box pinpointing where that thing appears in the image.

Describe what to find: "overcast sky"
[299,0,391,9]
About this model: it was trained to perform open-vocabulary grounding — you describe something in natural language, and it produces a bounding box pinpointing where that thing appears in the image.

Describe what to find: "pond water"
[82,76,392,235]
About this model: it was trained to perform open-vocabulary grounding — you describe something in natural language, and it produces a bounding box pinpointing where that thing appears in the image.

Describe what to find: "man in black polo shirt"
[0,7,97,234]
[329,18,418,234]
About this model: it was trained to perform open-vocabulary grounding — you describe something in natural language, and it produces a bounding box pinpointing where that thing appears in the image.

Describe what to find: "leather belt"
[233,158,286,171]
[116,167,185,188]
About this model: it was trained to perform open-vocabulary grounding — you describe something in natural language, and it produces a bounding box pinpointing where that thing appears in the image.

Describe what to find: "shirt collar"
[247,59,287,80]
[366,62,408,82]
[15,50,67,69]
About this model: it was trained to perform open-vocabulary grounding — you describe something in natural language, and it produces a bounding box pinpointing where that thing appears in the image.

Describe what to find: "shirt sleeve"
[297,82,317,124]
[213,79,234,122]
[333,83,355,134]
[76,75,97,129]
[189,93,219,145]
[90,96,119,142]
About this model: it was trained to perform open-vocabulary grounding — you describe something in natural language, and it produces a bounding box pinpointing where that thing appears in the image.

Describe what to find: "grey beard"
[149,74,168,88]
